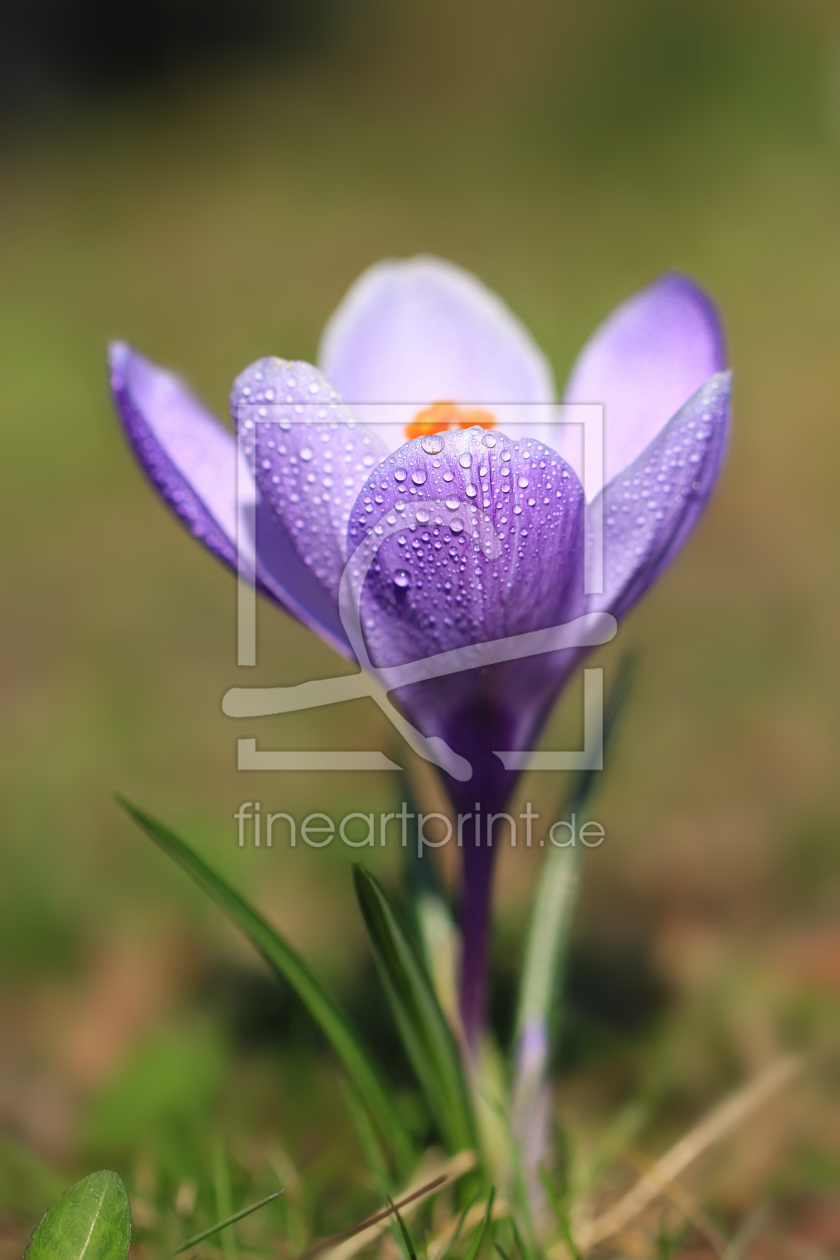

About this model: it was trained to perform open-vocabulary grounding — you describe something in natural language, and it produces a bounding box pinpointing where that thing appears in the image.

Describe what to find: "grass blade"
[511,656,636,1194]
[353,864,476,1154]
[538,1167,580,1260]
[462,1188,495,1260]
[118,797,413,1175]
[438,1195,478,1260]
[212,1143,238,1260]
[169,1190,283,1256]
[340,1080,393,1194]
[299,1173,448,1260]
[389,1199,419,1260]
[513,654,636,1057]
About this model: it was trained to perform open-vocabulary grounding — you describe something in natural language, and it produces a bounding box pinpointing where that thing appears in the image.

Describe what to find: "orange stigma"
[405,401,497,442]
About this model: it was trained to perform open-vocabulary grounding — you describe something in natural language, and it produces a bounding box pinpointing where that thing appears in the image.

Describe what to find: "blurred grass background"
[0,0,838,1252]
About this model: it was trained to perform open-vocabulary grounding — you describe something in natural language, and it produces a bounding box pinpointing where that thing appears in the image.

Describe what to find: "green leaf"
[353,864,476,1154]
[118,797,413,1176]
[25,1170,131,1260]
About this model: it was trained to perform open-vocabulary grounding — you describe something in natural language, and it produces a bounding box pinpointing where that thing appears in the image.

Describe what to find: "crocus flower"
[109,257,730,1044]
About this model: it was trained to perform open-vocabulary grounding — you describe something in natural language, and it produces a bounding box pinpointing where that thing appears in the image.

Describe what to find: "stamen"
[405,401,497,441]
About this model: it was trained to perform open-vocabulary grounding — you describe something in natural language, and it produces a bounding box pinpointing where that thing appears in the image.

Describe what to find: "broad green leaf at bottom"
[25,1170,131,1260]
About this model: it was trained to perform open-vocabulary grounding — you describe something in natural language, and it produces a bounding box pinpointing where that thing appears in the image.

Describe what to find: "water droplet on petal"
[445,497,460,510]
[394,468,407,482]
[300,447,314,462]
[483,433,497,448]
[518,476,529,488]
[421,434,444,454]
[411,469,427,485]
[393,570,411,589]
[416,508,431,524]
[449,518,464,534]
[459,453,472,468]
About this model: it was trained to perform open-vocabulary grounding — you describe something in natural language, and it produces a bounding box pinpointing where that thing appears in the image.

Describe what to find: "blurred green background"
[0,0,838,1252]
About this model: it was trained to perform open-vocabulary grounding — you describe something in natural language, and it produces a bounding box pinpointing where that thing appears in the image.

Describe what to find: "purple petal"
[231,357,387,599]
[110,342,353,657]
[347,430,586,770]
[590,371,731,622]
[319,257,556,452]
[109,341,245,570]
[346,426,586,801]
[561,273,727,489]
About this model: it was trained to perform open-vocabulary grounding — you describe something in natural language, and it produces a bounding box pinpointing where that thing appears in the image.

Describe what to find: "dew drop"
[411,469,427,485]
[483,433,497,448]
[299,447,314,462]
[421,434,444,454]
[465,484,477,498]
[459,453,472,468]
[449,518,465,534]
[518,476,529,488]
[394,468,407,482]
[393,570,411,589]
[416,508,431,524]
[445,497,460,510]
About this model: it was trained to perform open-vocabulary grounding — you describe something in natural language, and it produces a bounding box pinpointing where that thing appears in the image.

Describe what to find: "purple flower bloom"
[109,257,730,1044]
